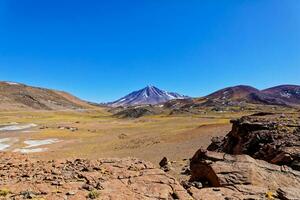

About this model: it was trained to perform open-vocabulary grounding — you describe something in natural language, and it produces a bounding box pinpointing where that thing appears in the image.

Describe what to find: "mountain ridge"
[203,84,300,107]
[0,81,93,111]
[1,81,300,111]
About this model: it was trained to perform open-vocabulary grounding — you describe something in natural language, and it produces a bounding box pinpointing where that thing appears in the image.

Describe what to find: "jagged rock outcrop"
[207,113,300,170]
[0,153,192,200]
[159,157,173,172]
[188,149,300,200]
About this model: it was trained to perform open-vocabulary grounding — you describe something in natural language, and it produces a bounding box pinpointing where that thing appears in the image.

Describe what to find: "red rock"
[189,149,300,199]
[208,113,300,170]
[0,152,192,200]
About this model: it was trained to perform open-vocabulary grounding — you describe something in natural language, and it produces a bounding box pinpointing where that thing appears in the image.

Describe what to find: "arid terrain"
[0,108,235,164]
[1,109,300,199]
[0,82,300,199]
[1,0,299,198]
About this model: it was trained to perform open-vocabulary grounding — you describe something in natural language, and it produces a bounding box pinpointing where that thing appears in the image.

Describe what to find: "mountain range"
[203,84,300,107]
[0,81,300,111]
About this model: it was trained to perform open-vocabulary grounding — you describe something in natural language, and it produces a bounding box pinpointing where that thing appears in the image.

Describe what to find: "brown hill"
[201,84,300,107]
[205,85,259,101]
[0,81,91,111]
[261,85,300,106]
[204,84,300,107]
[158,85,300,115]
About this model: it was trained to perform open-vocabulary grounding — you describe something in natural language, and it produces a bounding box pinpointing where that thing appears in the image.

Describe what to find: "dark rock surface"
[114,106,158,118]
[208,113,300,170]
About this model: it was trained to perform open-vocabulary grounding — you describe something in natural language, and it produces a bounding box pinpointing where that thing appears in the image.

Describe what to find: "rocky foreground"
[208,112,300,170]
[189,149,300,199]
[0,113,300,199]
[0,153,191,200]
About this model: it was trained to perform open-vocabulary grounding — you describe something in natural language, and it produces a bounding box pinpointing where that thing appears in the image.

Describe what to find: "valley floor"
[0,108,241,165]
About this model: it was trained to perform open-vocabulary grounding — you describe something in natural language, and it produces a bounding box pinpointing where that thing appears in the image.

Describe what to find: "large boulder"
[208,113,300,170]
[189,149,300,200]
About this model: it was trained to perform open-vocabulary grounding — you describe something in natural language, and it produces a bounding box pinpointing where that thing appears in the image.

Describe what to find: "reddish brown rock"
[0,152,192,200]
[189,149,300,200]
[208,113,300,170]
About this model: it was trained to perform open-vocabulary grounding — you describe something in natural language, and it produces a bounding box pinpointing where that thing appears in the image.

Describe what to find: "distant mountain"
[205,85,259,101]
[261,85,300,106]
[202,84,300,107]
[163,84,300,115]
[0,81,92,111]
[107,85,188,107]
[200,85,300,106]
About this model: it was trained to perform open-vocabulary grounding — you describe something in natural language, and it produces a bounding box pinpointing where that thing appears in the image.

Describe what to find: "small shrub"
[88,190,100,199]
[0,188,10,197]
[266,191,274,200]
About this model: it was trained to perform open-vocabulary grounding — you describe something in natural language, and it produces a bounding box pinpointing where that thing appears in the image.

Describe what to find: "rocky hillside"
[158,112,300,199]
[185,112,300,199]
[205,85,259,101]
[189,149,300,199]
[208,112,300,170]
[0,81,92,111]
[262,85,300,106]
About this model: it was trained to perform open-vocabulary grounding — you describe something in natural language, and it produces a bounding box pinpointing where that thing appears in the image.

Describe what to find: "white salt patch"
[0,138,11,143]
[24,138,60,148]
[0,144,10,151]
[22,130,37,133]
[0,122,18,126]
[12,138,60,154]
[0,123,37,131]
[0,122,19,129]
[0,138,18,151]
[13,148,47,153]
[0,138,11,151]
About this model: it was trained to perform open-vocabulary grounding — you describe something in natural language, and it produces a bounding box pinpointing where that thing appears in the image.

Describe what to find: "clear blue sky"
[0,0,299,102]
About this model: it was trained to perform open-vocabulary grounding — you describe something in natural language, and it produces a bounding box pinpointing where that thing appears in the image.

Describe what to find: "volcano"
[107,85,188,107]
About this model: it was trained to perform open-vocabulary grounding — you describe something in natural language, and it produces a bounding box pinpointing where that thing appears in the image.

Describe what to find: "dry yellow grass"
[0,108,248,164]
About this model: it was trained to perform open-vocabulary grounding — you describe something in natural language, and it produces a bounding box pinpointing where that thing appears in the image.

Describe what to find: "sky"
[0,0,299,102]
